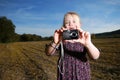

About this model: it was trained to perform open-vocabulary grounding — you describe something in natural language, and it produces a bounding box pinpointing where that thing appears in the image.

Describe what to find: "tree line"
[0,16,53,43]
[0,16,98,43]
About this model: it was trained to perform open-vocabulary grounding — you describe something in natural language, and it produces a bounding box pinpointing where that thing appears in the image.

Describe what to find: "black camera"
[62,30,79,40]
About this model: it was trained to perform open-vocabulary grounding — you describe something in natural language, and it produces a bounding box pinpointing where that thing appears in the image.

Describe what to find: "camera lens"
[70,32,78,37]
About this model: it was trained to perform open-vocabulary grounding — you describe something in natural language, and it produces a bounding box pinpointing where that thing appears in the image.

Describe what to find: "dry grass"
[0,41,52,80]
[91,38,120,80]
[0,38,120,80]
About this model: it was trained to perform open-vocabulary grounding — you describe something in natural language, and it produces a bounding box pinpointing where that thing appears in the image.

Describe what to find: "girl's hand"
[76,28,92,46]
[54,27,67,44]
[54,29,61,44]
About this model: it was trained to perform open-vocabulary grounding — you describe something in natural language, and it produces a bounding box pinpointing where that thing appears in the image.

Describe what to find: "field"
[0,38,120,80]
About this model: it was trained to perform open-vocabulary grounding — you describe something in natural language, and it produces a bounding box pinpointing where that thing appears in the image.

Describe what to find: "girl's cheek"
[76,24,80,28]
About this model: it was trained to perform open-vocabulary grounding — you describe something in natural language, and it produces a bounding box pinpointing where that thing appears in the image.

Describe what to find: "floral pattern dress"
[57,42,91,80]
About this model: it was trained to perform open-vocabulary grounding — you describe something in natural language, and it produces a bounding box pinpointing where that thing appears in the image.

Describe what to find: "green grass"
[0,38,120,80]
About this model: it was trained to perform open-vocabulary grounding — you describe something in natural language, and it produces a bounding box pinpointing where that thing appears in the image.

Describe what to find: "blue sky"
[0,0,120,37]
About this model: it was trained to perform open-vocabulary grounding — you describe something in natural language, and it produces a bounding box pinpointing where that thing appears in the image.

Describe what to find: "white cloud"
[82,17,120,33]
[102,0,120,5]
[1,0,119,37]
[16,26,56,37]
[16,6,35,13]
[15,23,60,37]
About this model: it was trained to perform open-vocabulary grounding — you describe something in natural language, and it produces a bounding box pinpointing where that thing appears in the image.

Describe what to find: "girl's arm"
[77,28,100,59]
[45,41,60,56]
[85,42,100,59]
[45,28,62,56]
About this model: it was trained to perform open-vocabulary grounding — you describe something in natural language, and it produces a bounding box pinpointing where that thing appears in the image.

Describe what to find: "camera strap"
[58,41,64,75]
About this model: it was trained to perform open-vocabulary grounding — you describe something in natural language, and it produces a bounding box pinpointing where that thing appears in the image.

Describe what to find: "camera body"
[62,30,79,40]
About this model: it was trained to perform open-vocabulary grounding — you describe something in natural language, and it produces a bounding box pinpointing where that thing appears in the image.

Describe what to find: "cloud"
[16,26,55,37]
[16,6,35,13]
[102,0,120,5]
[82,17,120,33]
[0,0,19,9]
[75,0,119,15]
[73,0,120,33]
[15,22,60,37]
[1,0,119,37]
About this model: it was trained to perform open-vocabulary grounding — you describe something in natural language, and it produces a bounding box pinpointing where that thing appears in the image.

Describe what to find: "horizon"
[0,0,120,37]
[17,28,120,38]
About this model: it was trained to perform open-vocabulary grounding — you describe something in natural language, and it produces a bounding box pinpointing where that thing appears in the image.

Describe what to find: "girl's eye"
[65,22,69,24]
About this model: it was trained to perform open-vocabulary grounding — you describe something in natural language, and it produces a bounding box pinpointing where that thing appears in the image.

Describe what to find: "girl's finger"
[77,28,83,33]
[60,27,67,32]
[81,31,86,38]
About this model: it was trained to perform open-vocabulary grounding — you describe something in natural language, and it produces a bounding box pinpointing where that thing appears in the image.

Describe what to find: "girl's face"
[64,14,81,30]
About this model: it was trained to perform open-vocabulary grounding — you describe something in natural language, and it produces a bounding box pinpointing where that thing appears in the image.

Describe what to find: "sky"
[0,0,120,37]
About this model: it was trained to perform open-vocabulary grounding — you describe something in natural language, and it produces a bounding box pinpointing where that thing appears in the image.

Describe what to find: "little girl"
[45,12,100,80]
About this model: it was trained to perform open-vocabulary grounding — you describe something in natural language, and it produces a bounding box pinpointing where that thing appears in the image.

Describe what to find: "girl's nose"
[69,22,73,27]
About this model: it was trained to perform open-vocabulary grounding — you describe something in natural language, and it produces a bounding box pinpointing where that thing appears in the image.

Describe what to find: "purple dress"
[57,42,91,80]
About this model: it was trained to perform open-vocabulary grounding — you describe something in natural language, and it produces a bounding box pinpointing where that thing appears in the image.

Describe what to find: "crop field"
[0,38,120,80]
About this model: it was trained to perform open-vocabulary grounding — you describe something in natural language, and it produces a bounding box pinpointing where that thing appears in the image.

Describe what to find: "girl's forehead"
[65,14,80,21]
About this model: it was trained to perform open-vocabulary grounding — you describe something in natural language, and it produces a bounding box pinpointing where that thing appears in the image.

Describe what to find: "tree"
[20,34,42,41]
[91,33,96,39]
[0,16,16,43]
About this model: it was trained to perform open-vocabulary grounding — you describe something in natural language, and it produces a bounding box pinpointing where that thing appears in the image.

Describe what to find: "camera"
[62,30,79,40]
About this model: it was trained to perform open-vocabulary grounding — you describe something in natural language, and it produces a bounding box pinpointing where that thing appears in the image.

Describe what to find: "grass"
[0,38,120,80]
[91,38,120,80]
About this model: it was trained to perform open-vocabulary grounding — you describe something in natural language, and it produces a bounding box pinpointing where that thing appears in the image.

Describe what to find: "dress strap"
[58,41,64,75]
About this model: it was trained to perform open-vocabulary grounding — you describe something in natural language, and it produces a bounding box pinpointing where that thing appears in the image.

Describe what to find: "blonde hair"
[63,12,80,27]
